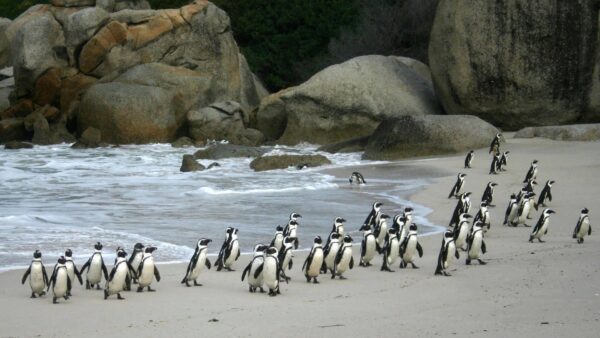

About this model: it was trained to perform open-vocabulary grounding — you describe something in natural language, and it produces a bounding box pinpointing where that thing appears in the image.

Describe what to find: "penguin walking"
[516,192,536,226]
[332,235,354,279]
[128,243,144,284]
[523,160,539,183]
[80,242,108,290]
[380,228,400,272]
[464,150,474,169]
[449,193,471,227]
[435,231,460,276]
[448,173,467,199]
[573,208,591,244]
[362,202,383,230]
[453,213,472,251]
[374,214,390,252]
[302,236,324,283]
[137,246,160,292]
[489,152,501,175]
[503,194,519,227]
[474,202,491,232]
[349,172,366,184]
[489,133,501,154]
[399,224,424,269]
[216,227,240,271]
[326,217,346,250]
[64,249,83,296]
[529,209,556,243]
[399,208,413,243]
[241,244,268,292]
[278,237,294,282]
[321,233,341,274]
[181,238,212,287]
[481,182,498,207]
[499,151,510,171]
[284,213,301,249]
[535,180,555,210]
[104,249,131,300]
[48,256,71,304]
[21,250,49,298]
[270,225,285,252]
[465,221,487,265]
[359,224,376,267]
[262,247,281,296]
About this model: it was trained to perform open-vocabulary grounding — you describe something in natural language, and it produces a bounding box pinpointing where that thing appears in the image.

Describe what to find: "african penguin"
[241,244,268,292]
[572,208,591,244]
[489,152,501,175]
[48,256,71,304]
[362,202,383,230]
[302,236,324,283]
[435,230,460,276]
[128,243,144,284]
[517,192,536,226]
[399,224,423,269]
[481,182,498,207]
[464,150,474,169]
[374,214,390,252]
[332,235,354,279]
[63,249,83,296]
[284,212,302,249]
[21,250,49,298]
[137,246,160,292]
[278,237,295,282]
[529,209,556,243]
[216,227,240,271]
[465,221,487,265]
[181,238,212,287]
[263,247,281,296]
[270,225,285,253]
[380,228,400,272]
[359,223,376,267]
[322,232,341,274]
[489,133,501,154]
[449,193,471,227]
[80,242,108,290]
[453,213,472,251]
[503,194,519,227]
[327,217,346,248]
[499,151,510,171]
[448,173,467,199]
[104,249,130,300]
[349,171,366,184]
[474,202,491,232]
[523,160,539,183]
[535,180,555,210]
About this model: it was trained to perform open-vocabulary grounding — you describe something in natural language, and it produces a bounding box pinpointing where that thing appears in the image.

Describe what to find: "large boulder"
[0,68,13,112]
[250,154,332,172]
[362,115,499,160]
[514,124,600,141]
[0,18,11,68]
[180,154,205,172]
[255,55,442,145]
[586,12,600,122]
[429,0,599,130]
[50,0,96,6]
[193,143,268,160]
[0,118,28,143]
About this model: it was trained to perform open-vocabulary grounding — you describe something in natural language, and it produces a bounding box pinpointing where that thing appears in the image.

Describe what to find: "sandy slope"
[1,136,599,337]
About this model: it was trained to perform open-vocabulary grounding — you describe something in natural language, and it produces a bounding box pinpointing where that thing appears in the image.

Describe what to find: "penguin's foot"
[30,293,37,298]
[338,275,347,280]
[225,267,235,272]
[117,293,125,300]
[538,239,545,243]
[104,289,108,300]
[478,259,487,265]
[268,291,277,297]
[359,261,365,267]
[249,286,255,293]
[193,281,202,287]
[147,286,155,292]
[434,269,442,276]
[411,263,420,269]
[578,238,584,244]
[85,281,90,290]
[443,271,452,276]
[312,278,319,284]
[185,281,191,287]
[305,276,311,283]
[259,287,265,293]
[523,224,532,227]
[137,287,143,293]
[66,291,71,297]
[465,259,471,265]
[53,297,58,304]
[95,284,101,290]
[399,262,406,269]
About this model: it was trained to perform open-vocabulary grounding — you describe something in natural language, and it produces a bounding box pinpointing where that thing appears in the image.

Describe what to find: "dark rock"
[514,124,600,141]
[194,143,268,160]
[317,136,371,154]
[71,127,102,148]
[31,114,76,145]
[250,154,331,172]
[0,118,28,143]
[1,99,34,119]
[171,137,195,148]
[180,154,205,172]
[4,141,33,149]
[362,115,499,160]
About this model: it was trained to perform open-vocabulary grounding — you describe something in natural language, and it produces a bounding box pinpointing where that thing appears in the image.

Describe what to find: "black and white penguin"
[453,213,472,251]
[466,221,487,265]
[322,232,341,274]
[332,235,354,279]
[399,224,424,269]
[529,209,556,243]
[302,236,324,283]
[80,242,108,290]
[262,247,281,296]
[128,243,144,284]
[449,192,471,227]
[362,202,383,230]
[481,182,498,207]
[400,208,413,243]
[374,214,390,252]
[270,225,285,252]
[489,133,501,154]
[448,173,467,199]
[499,151,510,171]
[241,243,268,292]
[284,213,302,249]
[349,171,366,184]
[573,208,591,244]
[523,160,539,183]
[216,227,240,271]
[523,179,537,194]
[474,202,491,232]
[503,194,519,226]
[359,223,376,267]
[181,238,212,287]
[517,192,536,226]
[489,152,501,175]
[278,237,295,282]
[21,250,49,298]
[104,249,130,300]
[64,249,83,296]
[137,246,160,292]
[435,230,460,276]
[464,150,475,169]
[380,228,400,272]
[48,256,71,304]
[535,180,555,210]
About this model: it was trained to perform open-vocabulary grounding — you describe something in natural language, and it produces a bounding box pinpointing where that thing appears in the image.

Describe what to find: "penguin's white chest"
[66,261,75,282]
[508,204,518,223]
[456,225,468,248]
[468,233,483,259]
[263,257,279,290]
[273,235,283,249]
[107,263,128,294]
[131,253,143,273]
[190,251,207,280]
[387,239,399,265]
[403,237,417,262]
[444,242,456,269]
[87,254,103,284]
[578,219,590,238]
[325,243,340,268]
[376,224,387,245]
[307,249,323,277]
[337,226,344,236]
[138,258,155,287]
[225,241,239,266]
[519,202,530,223]
[30,262,45,293]
[281,250,292,272]
[248,257,264,287]
[363,236,376,262]
[53,268,68,297]
[535,219,550,239]
[289,228,297,238]
[336,247,352,273]
[399,226,407,243]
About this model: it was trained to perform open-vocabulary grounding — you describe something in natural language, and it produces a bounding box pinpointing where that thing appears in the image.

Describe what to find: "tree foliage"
[0,0,47,19]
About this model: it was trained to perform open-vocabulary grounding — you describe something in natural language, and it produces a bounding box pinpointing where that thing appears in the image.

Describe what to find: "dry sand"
[1,135,599,337]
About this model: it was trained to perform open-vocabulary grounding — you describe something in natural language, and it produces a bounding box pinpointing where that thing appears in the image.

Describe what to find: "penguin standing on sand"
[489,152,501,174]
[517,192,536,226]
[362,202,383,230]
[104,249,130,300]
[464,150,475,169]
[128,243,144,284]
[302,236,324,283]
[449,192,471,227]
[529,209,556,243]
[322,233,341,274]
[262,247,281,296]
[399,224,424,269]
[349,172,366,184]
[503,194,519,227]
[21,250,49,298]
[241,244,268,292]
[499,151,510,171]
[489,133,501,154]
[523,160,539,183]
[448,173,467,199]
[284,213,301,249]
[359,224,376,267]
[137,246,160,292]
[474,202,491,232]
[216,227,240,271]
[181,238,212,287]
[453,213,472,251]
[535,180,555,210]
[466,221,487,265]
[481,182,498,207]
[64,249,83,295]
[380,228,400,272]
[332,235,354,279]
[374,214,390,252]
[325,217,346,249]
[270,225,285,252]
[80,242,108,290]
[435,230,460,276]
[48,256,71,304]
[573,208,591,244]
[278,237,294,282]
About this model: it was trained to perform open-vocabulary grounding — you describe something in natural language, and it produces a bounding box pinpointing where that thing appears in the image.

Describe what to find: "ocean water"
[0,143,443,271]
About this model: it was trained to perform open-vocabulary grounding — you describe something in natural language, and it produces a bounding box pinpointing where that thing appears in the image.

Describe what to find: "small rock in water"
[208,318,219,322]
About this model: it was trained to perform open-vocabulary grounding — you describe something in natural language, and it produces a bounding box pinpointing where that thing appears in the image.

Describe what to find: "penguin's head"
[117,248,128,258]
[380,213,390,220]
[459,173,466,178]
[330,233,341,240]
[225,227,234,235]
[582,208,589,214]
[444,230,453,239]
[404,207,413,214]
[144,246,157,254]
[388,228,398,235]
[359,224,371,232]
[234,228,239,235]
[284,237,295,244]
[343,235,353,243]
[504,151,510,155]
[374,202,383,210]
[94,242,103,251]
[266,247,278,256]
[33,250,42,259]
[313,236,322,244]
[290,212,302,220]
[65,249,73,257]
[549,180,555,186]
[470,150,474,154]
[544,209,556,216]
[134,243,144,250]
[461,213,473,220]
[57,256,66,265]
[480,201,488,208]
[473,221,483,229]
[289,220,299,226]
[409,223,418,231]
[510,193,517,199]
[532,160,538,165]
[334,217,346,224]
[198,238,212,247]
[527,192,536,198]
[491,182,498,187]
[275,225,284,232]
[254,244,268,253]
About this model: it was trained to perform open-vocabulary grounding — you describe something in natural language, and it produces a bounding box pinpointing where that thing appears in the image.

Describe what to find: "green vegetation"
[0,0,47,19]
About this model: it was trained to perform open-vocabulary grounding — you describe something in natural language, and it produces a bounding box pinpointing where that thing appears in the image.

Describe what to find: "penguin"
[489,152,501,175]
[448,173,467,199]
[374,214,390,252]
[270,225,285,252]
[499,151,510,171]
[321,232,341,274]
[332,235,354,279]
[572,208,591,244]
[535,180,555,210]
[399,224,424,269]
[80,242,108,290]
[474,202,491,232]
[114,247,135,291]
[465,221,487,265]
[216,227,240,271]
[241,244,268,292]
[516,192,536,226]
[399,208,413,243]
[380,228,400,272]
[453,213,472,251]
[362,202,383,230]
[128,243,144,284]
[63,249,83,296]
[284,213,301,249]
[435,230,460,276]
[481,182,498,207]
[137,246,160,292]
[302,236,324,283]
[464,150,474,169]
[529,209,556,243]
[48,256,71,304]
[503,194,519,227]
[523,179,537,194]
[278,237,294,282]
[326,217,346,249]
[489,133,501,154]
[359,223,376,267]
[449,192,471,227]
[262,247,281,296]
[349,171,366,184]
[181,238,212,287]
[104,249,130,300]
[523,160,539,183]
[21,250,49,298]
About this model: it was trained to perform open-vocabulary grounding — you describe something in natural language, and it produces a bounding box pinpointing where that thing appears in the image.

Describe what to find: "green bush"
[0,0,47,19]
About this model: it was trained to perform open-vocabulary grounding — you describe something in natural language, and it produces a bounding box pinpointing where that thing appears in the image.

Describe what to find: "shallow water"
[0,143,443,270]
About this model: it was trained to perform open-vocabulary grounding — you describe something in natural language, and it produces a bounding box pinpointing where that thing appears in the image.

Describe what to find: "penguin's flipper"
[288,259,293,270]
[184,256,195,279]
[101,259,109,280]
[253,263,264,280]
[349,256,354,270]
[153,266,161,282]
[416,242,424,258]
[21,266,31,284]
[241,262,251,282]
[42,265,49,287]
[588,224,592,235]
[48,265,57,291]
[205,258,212,270]
[302,256,309,272]
[236,245,241,260]
[548,191,552,202]
[67,276,72,292]
[108,266,117,282]
[481,240,487,254]
[137,260,145,277]
[360,239,366,257]
[80,258,91,274]
[74,265,83,285]
[455,248,460,259]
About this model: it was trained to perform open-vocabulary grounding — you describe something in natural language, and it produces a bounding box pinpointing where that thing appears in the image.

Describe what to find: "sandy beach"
[1,135,599,338]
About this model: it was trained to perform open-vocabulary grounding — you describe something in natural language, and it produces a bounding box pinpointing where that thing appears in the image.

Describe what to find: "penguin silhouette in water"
[349,172,366,184]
